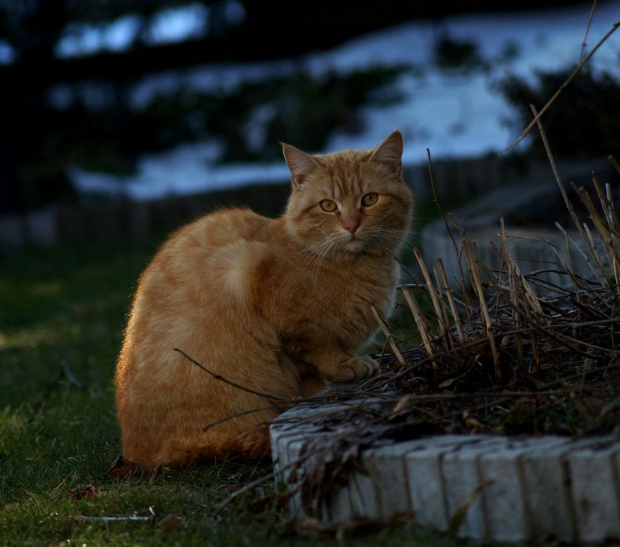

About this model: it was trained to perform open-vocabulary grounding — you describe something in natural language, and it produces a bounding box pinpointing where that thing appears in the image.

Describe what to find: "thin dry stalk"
[492,243,508,315]
[581,221,609,287]
[175,348,290,402]
[592,175,619,232]
[591,175,619,279]
[413,248,446,338]
[401,286,436,356]
[371,304,406,366]
[503,21,620,152]
[427,148,473,315]
[433,266,455,350]
[522,292,541,373]
[500,222,524,368]
[601,182,620,290]
[445,215,485,336]
[555,223,583,297]
[468,220,544,370]
[437,258,465,341]
[531,105,590,243]
[580,0,599,63]
[202,405,291,432]
[606,182,620,228]
[495,231,580,295]
[480,275,604,362]
[498,226,544,316]
[609,155,620,176]
[453,226,500,377]
[448,214,498,290]
[495,260,544,371]
[574,183,620,280]
[555,221,603,292]
[531,106,620,295]
[601,181,620,271]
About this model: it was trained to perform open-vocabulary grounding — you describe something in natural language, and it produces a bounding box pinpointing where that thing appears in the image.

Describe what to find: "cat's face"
[282,131,413,257]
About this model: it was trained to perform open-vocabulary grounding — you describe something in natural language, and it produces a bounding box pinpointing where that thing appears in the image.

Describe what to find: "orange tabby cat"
[115,130,413,470]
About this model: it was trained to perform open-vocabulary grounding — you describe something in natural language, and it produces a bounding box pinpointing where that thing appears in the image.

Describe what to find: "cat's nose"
[344,221,360,234]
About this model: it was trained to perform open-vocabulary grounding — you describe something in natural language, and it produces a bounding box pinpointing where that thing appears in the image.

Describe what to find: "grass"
[0,203,469,546]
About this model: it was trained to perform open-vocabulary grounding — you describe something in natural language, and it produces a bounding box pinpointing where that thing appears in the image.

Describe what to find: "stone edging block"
[270,404,620,543]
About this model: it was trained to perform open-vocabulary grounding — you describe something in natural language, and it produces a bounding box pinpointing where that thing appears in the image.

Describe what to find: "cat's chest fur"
[246,226,399,350]
[285,245,396,320]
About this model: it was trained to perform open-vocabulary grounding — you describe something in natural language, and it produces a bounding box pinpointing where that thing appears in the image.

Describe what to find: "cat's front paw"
[326,356,378,383]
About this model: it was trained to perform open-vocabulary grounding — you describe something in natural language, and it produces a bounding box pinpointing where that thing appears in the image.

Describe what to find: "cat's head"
[281,130,413,257]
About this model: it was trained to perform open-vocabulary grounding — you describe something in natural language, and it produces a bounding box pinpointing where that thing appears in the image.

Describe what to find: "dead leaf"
[439,377,457,388]
[392,394,412,414]
[104,455,148,479]
[67,485,99,500]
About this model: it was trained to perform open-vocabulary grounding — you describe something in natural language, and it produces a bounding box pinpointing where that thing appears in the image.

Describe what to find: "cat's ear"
[370,130,403,176]
[281,143,320,189]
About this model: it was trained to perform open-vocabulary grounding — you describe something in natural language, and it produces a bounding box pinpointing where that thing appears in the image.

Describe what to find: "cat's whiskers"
[296,235,332,257]
[361,225,405,251]
[312,237,339,280]
[306,234,342,280]
[298,232,351,281]
[296,234,335,276]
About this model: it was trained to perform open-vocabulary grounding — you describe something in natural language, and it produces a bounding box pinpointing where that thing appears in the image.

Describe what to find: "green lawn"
[0,206,468,545]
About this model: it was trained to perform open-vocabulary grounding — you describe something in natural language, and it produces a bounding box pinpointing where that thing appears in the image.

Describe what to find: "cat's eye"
[320,199,338,212]
[361,193,378,207]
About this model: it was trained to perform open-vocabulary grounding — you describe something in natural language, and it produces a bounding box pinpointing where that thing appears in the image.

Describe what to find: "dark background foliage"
[499,66,620,159]
[0,0,610,213]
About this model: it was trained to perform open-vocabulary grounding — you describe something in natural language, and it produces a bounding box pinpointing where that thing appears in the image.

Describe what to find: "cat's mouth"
[342,234,367,252]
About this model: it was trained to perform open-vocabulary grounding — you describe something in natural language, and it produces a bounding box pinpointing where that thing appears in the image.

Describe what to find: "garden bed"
[266,154,620,540]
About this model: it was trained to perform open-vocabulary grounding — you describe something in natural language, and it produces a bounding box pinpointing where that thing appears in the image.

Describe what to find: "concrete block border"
[270,403,620,543]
